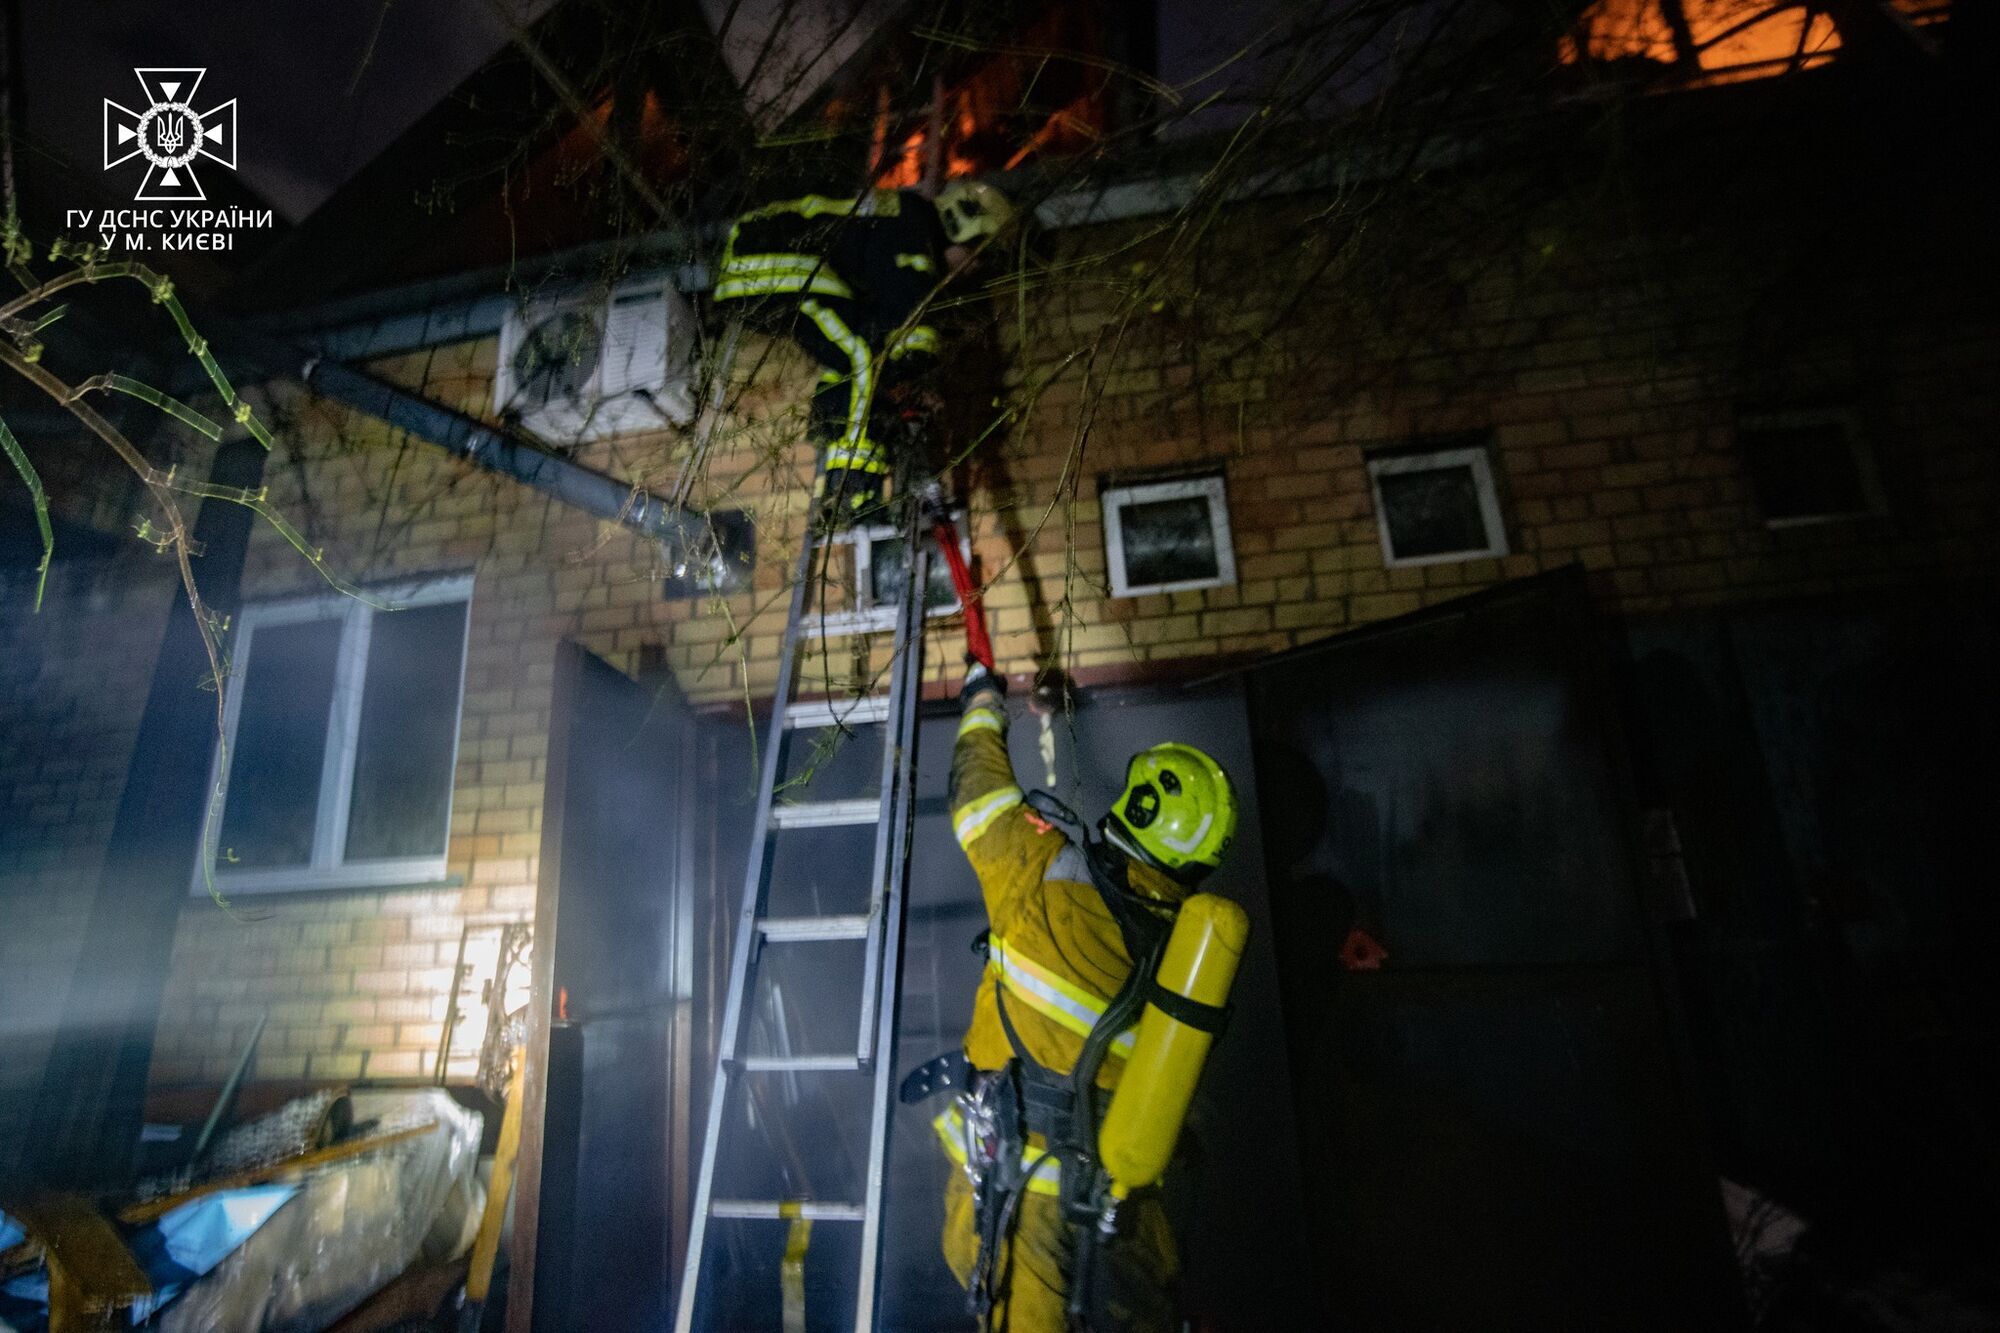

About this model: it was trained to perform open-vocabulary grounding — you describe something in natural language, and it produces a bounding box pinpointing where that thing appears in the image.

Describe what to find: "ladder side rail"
[853,538,934,1332]
[674,506,825,1333]
[853,513,925,1066]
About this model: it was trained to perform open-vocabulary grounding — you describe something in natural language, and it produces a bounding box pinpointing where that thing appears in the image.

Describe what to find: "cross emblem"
[103,68,237,202]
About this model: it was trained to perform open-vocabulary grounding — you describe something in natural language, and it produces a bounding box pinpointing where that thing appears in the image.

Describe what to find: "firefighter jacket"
[713,189,948,474]
[937,683,1186,1332]
[946,684,1190,1092]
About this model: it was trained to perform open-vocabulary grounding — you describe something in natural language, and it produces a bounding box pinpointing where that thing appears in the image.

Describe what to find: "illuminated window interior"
[1561,0,1951,85]
[833,8,1114,189]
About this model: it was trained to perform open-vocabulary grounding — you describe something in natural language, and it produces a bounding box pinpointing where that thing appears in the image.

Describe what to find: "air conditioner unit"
[496,275,700,441]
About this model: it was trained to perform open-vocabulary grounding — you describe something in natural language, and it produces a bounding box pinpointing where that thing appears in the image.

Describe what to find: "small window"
[1737,410,1884,528]
[197,576,472,895]
[1101,475,1237,598]
[811,516,968,636]
[1367,444,1509,568]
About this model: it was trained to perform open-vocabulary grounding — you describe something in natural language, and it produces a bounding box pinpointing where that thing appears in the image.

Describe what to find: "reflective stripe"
[933,1105,1061,1196]
[886,325,940,359]
[1157,810,1215,855]
[957,707,1004,739]
[991,934,1138,1059]
[740,193,868,221]
[781,1212,811,1333]
[720,253,844,276]
[713,261,854,302]
[798,299,875,462]
[895,252,936,272]
[824,441,888,474]
[953,785,1022,847]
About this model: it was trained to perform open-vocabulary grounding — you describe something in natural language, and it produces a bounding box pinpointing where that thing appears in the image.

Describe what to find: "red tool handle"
[931,515,995,672]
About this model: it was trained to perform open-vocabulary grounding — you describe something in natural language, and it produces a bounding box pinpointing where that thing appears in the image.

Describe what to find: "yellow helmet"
[1105,743,1239,882]
[934,179,1015,246]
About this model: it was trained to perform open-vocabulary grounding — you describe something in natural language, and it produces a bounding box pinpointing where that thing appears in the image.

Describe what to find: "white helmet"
[935,180,1016,246]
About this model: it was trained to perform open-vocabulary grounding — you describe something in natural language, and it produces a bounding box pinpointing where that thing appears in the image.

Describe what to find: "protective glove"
[959,655,1005,709]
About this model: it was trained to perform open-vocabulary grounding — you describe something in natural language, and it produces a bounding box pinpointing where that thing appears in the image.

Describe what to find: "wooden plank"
[117,1121,437,1225]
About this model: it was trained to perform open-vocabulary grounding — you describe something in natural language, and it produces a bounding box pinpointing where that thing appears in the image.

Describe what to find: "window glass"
[344,601,468,861]
[868,536,956,611]
[1120,495,1220,588]
[218,617,341,868]
[1377,465,1489,560]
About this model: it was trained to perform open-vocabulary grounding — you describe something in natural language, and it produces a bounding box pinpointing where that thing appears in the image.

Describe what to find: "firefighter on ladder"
[711,179,1015,529]
[901,652,1247,1333]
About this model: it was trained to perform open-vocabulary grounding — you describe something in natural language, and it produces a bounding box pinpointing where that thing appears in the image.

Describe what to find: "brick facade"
[3,131,1993,1107]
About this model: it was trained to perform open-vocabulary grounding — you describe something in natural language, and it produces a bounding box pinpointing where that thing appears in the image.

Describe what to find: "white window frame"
[811,514,969,636]
[1738,408,1886,529]
[1366,445,1511,568]
[1101,475,1237,598]
[193,574,474,896]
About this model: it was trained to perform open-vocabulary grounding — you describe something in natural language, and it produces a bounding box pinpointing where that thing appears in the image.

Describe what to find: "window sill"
[190,869,467,900]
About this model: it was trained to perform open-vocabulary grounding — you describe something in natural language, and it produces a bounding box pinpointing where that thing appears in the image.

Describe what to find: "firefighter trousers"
[942,1167,1180,1333]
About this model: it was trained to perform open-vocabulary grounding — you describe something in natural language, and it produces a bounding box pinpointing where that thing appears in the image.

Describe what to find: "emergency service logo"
[103,68,236,201]
[72,68,269,253]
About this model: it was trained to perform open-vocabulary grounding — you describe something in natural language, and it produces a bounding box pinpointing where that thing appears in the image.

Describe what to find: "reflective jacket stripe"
[933,1105,1061,1196]
[713,271,855,302]
[886,325,940,359]
[713,246,857,301]
[798,298,876,463]
[953,785,1022,848]
[990,934,1138,1059]
[957,706,1004,739]
[823,441,888,473]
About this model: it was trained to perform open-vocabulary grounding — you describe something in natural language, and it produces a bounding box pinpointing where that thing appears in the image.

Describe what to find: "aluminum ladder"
[673,488,939,1332]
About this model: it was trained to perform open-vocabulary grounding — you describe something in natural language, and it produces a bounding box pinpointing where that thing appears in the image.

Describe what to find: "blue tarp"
[0,1186,296,1328]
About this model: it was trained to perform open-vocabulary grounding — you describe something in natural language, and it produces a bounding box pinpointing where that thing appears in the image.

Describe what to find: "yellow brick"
[365,1050,425,1078]
[309,1052,366,1079]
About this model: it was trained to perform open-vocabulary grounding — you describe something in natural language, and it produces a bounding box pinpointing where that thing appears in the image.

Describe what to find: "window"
[1559,1,1951,89]
[198,576,473,894]
[1102,475,1237,598]
[1737,409,1884,527]
[811,517,968,636]
[1367,444,1510,567]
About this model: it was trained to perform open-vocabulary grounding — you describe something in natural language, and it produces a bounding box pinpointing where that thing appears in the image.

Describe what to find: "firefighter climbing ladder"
[673,481,946,1333]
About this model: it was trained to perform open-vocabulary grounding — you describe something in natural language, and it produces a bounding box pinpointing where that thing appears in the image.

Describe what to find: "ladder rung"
[759,914,871,942]
[800,611,897,641]
[740,1054,863,1073]
[785,696,892,729]
[709,1200,866,1222]
[768,797,882,829]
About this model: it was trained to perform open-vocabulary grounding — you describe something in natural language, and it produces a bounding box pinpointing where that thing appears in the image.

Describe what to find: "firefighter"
[928,661,1239,1332]
[712,179,1015,529]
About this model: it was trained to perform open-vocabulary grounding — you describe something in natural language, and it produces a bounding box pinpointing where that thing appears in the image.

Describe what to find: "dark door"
[513,642,704,1332]
[1245,568,1741,1330]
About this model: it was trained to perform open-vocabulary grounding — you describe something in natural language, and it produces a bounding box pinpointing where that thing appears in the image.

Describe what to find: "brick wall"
[5,139,1992,1105]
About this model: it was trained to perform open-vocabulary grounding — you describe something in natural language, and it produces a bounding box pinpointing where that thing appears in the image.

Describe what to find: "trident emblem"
[103,68,237,202]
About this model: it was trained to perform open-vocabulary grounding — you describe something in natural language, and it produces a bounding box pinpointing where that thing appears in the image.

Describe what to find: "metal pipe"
[300,356,705,545]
